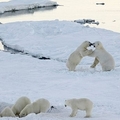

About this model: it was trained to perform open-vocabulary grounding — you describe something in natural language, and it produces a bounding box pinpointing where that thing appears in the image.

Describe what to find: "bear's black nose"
[51,106,54,109]
[65,105,67,107]
[89,42,93,46]
[90,43,93,46]
[93,43,95,47]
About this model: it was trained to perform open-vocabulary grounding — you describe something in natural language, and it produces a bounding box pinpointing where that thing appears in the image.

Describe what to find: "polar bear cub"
[89,41,115,71]
[66,41,93,71]
[0,107,15,117]
[11,96,31,116]
[65,98,93,118]
[19,98,50,117]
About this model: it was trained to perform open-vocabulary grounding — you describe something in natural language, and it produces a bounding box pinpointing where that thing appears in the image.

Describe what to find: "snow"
[0,0,58,14]
[0,20,120,120]
[0,0,120,120]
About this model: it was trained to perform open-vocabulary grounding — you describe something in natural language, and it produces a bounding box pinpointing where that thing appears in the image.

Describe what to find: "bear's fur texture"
[65,98,93,118]
[66,41,93,71]
[11,96,31,116]
[89,41,115,71]
[19,98,50,117]
[0,107,15,117]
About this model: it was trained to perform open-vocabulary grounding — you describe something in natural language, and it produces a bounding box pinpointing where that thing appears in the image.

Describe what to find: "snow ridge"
[0,0,58,14]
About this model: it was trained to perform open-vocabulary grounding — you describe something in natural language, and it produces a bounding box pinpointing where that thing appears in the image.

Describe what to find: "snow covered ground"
[0,0,58,14]
[0,0,120,120]
[0,20,120,120]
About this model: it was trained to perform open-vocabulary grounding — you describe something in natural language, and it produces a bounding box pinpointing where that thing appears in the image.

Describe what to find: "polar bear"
[11,96,31,116]
[89,41,115,71]
[65,98,93,118]
[66,41,93,71]
[19,98,50,117]
[0,107,15,117]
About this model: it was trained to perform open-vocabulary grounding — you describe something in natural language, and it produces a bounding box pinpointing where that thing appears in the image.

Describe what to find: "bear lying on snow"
[11,96,31,116]
[66,41,93,71]
[0,107,15,117]
[65,98,93,118]
[89,41,115,71]
[19,98,50,117]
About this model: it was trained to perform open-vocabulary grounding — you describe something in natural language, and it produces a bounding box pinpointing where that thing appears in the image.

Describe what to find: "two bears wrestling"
[66,41,115,71]
[0,96,93,118]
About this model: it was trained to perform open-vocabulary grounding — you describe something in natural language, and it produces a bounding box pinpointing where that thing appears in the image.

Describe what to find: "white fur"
[19,98,50,117]
[65,98,93,118]
[11,96,31,115]
[89,41,115,71]
[0,107,15,117]
[66,41,93,71]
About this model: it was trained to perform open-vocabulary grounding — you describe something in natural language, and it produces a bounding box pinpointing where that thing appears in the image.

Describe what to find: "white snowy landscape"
[0,0,120,120]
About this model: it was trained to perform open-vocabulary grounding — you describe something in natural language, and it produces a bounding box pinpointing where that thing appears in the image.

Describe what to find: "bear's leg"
[70,109,78,117]
[102,67,111,71]
[66,62,76,71]
[69,65,76,71]
[85,108,92,118]
[90,58,99,68]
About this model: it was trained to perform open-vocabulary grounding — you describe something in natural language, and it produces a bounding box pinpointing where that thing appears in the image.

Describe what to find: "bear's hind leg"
[69,65,76,71]
[85,108,92,118]
[66,62,76,71]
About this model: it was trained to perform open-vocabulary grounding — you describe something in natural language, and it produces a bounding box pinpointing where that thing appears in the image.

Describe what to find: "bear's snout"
[92,43,95,47]
[51,106,54,110]
[89,42,93,46]
[65,105,67,107]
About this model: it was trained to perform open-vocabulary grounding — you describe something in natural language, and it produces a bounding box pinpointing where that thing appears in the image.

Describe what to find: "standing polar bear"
[89,41,115,71]
[11,96,31,116]
[19,98,50,117]
[65,98,93,118]
[0,107,15,117]
[66,41,93,71]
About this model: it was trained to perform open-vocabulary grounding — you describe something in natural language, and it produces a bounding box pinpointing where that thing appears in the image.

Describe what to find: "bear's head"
[19,107,28,117]
[65,100,71,107]
[92,41,103,49]
[81,41,93,48]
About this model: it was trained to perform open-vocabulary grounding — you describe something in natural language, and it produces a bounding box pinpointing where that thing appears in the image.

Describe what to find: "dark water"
[0,38,4,50]
[0,0,120,32]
